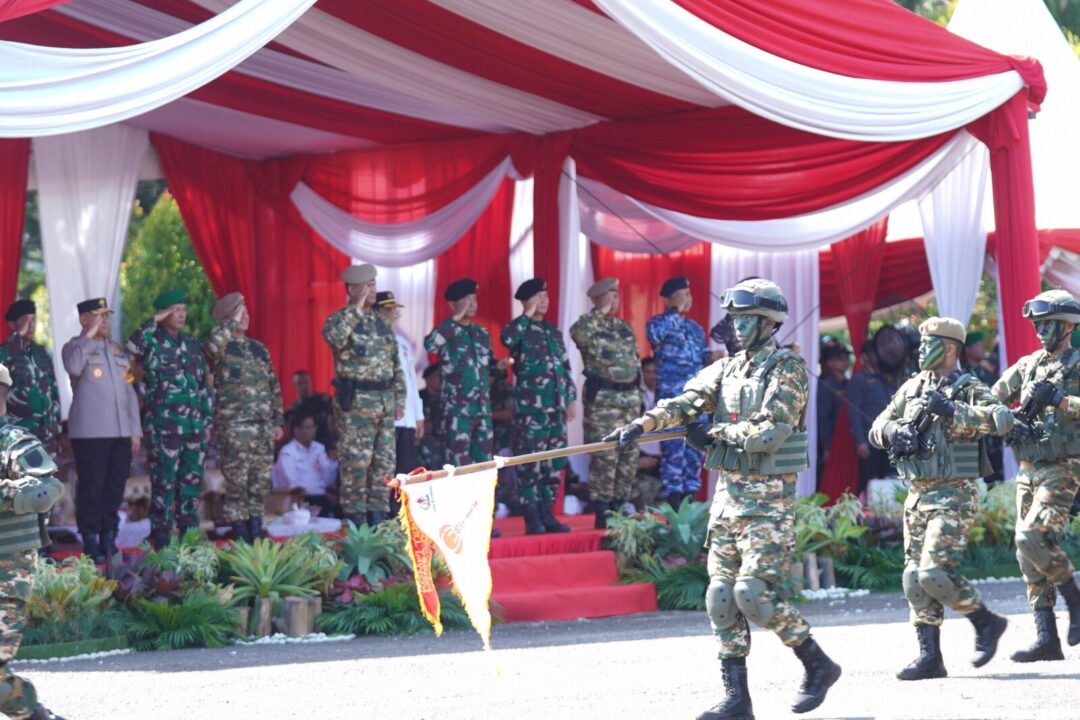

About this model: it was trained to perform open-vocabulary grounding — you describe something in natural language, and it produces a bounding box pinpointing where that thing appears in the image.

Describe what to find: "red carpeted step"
[491,550,618,593]
[489,528,604,559]
[492,513,596,537]
[493,582,658,623]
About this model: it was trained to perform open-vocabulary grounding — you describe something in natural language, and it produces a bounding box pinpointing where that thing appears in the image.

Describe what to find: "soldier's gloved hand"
[1031,380,1065,410]
[925,390,957,418]
[604,419,645,448]
[12,476,64,515]
[1009,413,1036,444]
[685,423,713,452]
[884,420,918,456]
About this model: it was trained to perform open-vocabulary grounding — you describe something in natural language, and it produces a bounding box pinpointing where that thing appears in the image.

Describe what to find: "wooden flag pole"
[388,428,688,488]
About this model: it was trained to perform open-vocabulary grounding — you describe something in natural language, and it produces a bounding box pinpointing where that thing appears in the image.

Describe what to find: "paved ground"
[19,580,1080,720]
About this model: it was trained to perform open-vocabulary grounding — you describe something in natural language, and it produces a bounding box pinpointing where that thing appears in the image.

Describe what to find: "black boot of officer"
[1011,608,1065,662]
[593,501,610,530]
[898,624,947,679]
[522,502,546,535]
[697,657,753,720]
[539,498,570,533]
[791,637,841,713]
[230,521,249,544]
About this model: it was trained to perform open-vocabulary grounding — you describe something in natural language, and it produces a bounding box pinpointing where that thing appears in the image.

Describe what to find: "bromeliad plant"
[604,511,661,570]
[217,538,326,607]
[24,555,125,646]
[334,520,412,586]
[651,498,710,563]
[794,492,867,559]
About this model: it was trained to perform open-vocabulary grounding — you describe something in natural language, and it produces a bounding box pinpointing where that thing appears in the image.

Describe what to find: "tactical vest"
[891,373,982,481]
[704,349,810,475]
[0,423,57,554]
[1012,349,1080,463]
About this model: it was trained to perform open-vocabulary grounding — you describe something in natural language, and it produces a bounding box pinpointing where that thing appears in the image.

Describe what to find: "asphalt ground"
[18,579,1080,720]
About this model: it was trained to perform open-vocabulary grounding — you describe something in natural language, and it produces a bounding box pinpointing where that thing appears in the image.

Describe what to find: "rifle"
[1014,380,1064,440]
[890,376,951,461]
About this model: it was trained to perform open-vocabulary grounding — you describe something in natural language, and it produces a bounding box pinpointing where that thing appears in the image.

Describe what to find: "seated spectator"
[272,412,340,517]
[287,370,335,450]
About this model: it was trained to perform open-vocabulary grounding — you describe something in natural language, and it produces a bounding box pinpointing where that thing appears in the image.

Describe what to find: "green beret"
[964,331,985,348]
[153,289,187,310]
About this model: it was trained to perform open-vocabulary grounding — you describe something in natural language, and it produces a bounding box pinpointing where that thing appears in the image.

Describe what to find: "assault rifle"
[1013,380,1064,440]
[891,376,951,460]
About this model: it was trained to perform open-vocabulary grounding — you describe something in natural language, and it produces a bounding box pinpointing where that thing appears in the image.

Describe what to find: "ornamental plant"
[334,521,412,586]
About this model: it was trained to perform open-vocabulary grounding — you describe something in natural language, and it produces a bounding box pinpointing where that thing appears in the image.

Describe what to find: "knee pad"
[1016,527,1054,573]
[917,566,960,605]
[733,577,776,627]
[705,580,737,631]
[903,567,932,610]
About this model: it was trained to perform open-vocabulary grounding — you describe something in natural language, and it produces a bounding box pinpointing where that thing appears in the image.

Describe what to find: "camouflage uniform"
[500,316,576,504]
[424,320,495,467]
[127,319,211,540]
[323,306,405,516]
[0,336,60,451]
[570,308,642,504]
[870,369,1011,626]
[645,308,710,498]
[204,319,284,524]
[490,368,514,453]
[417,387,446,469]
[0,416,64,719]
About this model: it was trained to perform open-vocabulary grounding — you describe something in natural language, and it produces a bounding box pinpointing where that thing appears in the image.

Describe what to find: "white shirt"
[640,385,661,456]
[272,439,338,495]
[394,332,425,429]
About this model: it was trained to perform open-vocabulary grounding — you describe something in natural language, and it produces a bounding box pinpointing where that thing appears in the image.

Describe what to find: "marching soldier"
[127,290,211,549]
[608,278,840,720]
[992,289,1080,661]
[501,278,576,535]
[570,277,642,529]
[323,265,405,527]
[0,364,66,720]
[204,292,284,543]
[645,276,710,507]
[869,317,1012,679]
[0,300,60,453]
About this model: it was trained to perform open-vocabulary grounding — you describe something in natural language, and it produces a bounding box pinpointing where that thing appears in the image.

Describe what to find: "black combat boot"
[697,657,753,720]
[81,533,106,564]
[231,521,249,544]
[100,529,120,557]
[593,501,610,530]
[1057,577,1080,646]
[30,705,67,720]
[966,604,1008,667]
[367,511,387,527]
[1011,608,1065,662]
[539,499,570,533]
[522,502,546,535]
[248,515,264,541]
[897,624,947,680]
[791,637,842,713]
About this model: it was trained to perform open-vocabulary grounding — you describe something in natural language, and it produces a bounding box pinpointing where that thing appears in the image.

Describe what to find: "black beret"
[659,276,689,298]
[821,344,851,361]
[77,297,111,315]
[4,299,34,322]
[514,278,546,302]
[445,278,478,302]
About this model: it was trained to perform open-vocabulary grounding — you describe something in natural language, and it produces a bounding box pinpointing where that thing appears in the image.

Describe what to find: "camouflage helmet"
[1022,289,1080,324]
[720,278,788,323]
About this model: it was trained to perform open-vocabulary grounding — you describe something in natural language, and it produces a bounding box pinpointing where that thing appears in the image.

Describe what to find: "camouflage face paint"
[1034,319,1069,352]
[918,335,946,371]
[733,314,765,350]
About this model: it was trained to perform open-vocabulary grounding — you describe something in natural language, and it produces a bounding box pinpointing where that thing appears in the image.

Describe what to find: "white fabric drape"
[509,178,536,294]
[577,177,701,254]
[1,0,315,137]
[918,144,990,326]
[593,0,1024,141]
[710,245,821,497]
[35,124,149,416]
[292,158,514,267]
[372,262,436,379]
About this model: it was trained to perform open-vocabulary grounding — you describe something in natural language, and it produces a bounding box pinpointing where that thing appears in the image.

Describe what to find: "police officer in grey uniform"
[62,298,142,562]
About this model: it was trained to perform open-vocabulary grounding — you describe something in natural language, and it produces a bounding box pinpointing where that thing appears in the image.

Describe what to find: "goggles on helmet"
[1022,300,1073,319]
[720,289,787,314]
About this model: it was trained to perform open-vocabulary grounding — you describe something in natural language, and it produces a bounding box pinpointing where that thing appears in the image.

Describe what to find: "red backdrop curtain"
[818,237,933,318]
[818,219,888,500]
[0,0,68,23]
[0,139,28,342]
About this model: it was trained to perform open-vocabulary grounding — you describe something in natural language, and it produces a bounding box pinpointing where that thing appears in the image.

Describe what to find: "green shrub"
[795,492,867,559]
[125,589,239,651]
[28,555,117,629]
[140,528,219,586]
[623,554,708,611]
[22,608,128,647]
[318,583,471,636]
[285,533,344,595]
[217,538,323,605]
[833,542,904,592]
[604,511,661,569]
[652,498,710,562]
[335,521,412,585]
[969,482,1017,548]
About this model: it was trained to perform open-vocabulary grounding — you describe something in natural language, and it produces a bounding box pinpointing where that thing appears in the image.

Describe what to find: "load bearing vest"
[891,374,981,481]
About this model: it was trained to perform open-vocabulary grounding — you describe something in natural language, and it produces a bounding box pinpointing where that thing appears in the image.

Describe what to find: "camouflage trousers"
[707,513,810,659]
[1016,459,1080,609]
[511,411,566,504]
[629,466,663,512]
[0,550,37,719]
[903,479,982,626]
[147,432,206,538]
[584,401,639,503]
[442,413,493,468]
[217,422,273,523]
[334,391,395,515]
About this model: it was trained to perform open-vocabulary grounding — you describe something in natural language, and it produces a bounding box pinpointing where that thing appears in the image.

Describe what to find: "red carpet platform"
[489,514,657,623]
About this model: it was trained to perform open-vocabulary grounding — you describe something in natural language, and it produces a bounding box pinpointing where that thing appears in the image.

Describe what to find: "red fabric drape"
[674,0,1044,101]
[818,237,933,318]
[433,178,515,358]
[0,0,66,22]
[818,220,888,501]
[0,139,29,342]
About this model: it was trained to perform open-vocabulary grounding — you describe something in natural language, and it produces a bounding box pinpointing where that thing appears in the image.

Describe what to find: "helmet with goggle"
[720,279,788,323]
[1022,290,1080,324]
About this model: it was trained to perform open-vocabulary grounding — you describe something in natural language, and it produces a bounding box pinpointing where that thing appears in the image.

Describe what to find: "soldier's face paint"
[1034,319,1070,352]
[918,335,946,371]
[733,314,771,350]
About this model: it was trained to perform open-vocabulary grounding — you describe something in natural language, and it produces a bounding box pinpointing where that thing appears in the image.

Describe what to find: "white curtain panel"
[609,132,982,251]
[577,177,701,254]
[1,0,316,137]
[292,158,514,267]
[919,143,990,326]
[372,261,436,379]
[35,124,149,416]
[710,245,821,497]
[592,0,1024,141]
[509,177,536,292]
[189,0,599,134]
